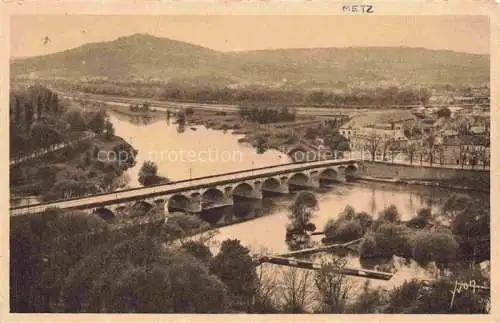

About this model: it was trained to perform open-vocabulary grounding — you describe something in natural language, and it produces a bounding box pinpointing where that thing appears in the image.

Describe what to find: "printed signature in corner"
[342,4,374,13]
[449,280,490,310]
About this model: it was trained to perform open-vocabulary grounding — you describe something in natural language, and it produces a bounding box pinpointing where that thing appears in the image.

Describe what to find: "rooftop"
[443,135,489,147]
[342,110,416,128]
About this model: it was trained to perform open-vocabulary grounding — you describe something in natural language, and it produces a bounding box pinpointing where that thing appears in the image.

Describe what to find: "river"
[109,110,488,290]
[108,111,291,187]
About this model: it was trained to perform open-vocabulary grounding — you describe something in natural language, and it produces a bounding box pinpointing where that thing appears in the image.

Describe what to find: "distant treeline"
[43,80,437,106]
[239,106,296,123]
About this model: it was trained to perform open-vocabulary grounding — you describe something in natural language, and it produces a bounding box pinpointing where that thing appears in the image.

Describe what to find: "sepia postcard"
[1,1,498,322]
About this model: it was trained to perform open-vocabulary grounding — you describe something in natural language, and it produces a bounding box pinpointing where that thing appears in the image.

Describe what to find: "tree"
[324,133,350,154]
[373,224,412,259]
[450,201,489,264]
[210,239,257,312]
[137,161,169,186]
[383,279,423,313]
[417,142,426,165]
[25,103,35,132]
[355,212,373,233]
[437,107,451,118]
[406,208,433,229]
[36,94,43,119]
[29,122,64,149]
[251,263,280,313]
[104,120,115,140]
[10,209,108,312]
[478,145,489,170]
[366,131,381,161]
[380,135,391,161]
[161,214,206,244]
[347,281,385,313]
[286,191,318,250]
[305,127,319,140]
[279,267,313,313]
[181,240,213,264]
[313,257,351,313]
[424,133,437,166]
[64,109,87,133]
[469,150,479,169]
[87,110,107,134]
[436,145,445,166]
[415,279,488,314]
[377,204,401,223]
[324,220,363,244]
[442,194,473,221]
[359,234,378,264]
[61,238,227,313]
[106,259,226,313]
[412,230,459,269]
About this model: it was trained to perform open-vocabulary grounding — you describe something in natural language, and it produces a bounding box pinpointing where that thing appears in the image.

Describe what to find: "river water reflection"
[108,111,292,187]
[110,111,489,289]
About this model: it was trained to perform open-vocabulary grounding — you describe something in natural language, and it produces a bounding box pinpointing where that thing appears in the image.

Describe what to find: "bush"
[359,234,378,261]
[412,230,459,268]
[354,212,373,233]
[414,279,488,313]
[337,205,356,222]
[347,281,385,313]
[210,239,257,311]
[326,220,363,244]
[373,224,412,259]
[406,208,433,229]
[182,241,213,264]
[384,279,423,313]
[377,205,401,223]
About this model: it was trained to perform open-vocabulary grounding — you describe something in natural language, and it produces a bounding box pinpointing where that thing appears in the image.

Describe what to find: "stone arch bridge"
[10,159,361,219]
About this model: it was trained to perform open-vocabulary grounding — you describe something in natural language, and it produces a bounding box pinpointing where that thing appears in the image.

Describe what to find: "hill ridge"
[11,33,490,88]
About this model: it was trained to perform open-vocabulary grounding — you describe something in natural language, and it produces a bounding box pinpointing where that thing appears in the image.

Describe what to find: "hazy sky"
[10,15,490,58]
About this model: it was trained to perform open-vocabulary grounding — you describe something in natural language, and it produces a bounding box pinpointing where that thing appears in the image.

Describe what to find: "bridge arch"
[167,194,192,213]
[201,188,225,205]
[345,164,358,179]
[288,172,311,186]
[319,168,338,181]
[261,177,281,192]
[232,182,255,198]
[92,207,115,221]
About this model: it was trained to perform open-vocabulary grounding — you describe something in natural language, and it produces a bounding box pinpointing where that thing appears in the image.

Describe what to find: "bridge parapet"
[10,159,363,217]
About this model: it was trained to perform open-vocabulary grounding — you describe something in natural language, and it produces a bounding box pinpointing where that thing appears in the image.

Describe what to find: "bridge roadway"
[10,158,360,216]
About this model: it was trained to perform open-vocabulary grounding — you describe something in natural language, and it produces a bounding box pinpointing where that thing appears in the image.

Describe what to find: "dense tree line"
[10,190,489,314]
[239,106,296,124]
[48,79,433,106]
[10,86,134,201]
[10,208,258,313]
[10,86,116,158]
[320,194,490,271]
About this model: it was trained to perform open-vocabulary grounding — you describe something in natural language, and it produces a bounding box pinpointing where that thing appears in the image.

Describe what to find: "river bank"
[357,176,489,193]
[10,133,137,203]
[107,104,323,156]
[359,161,490,192]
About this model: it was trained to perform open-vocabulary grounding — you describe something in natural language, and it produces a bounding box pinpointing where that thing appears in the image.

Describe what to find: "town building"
[442,135,489,167]
[339,110,414,153]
